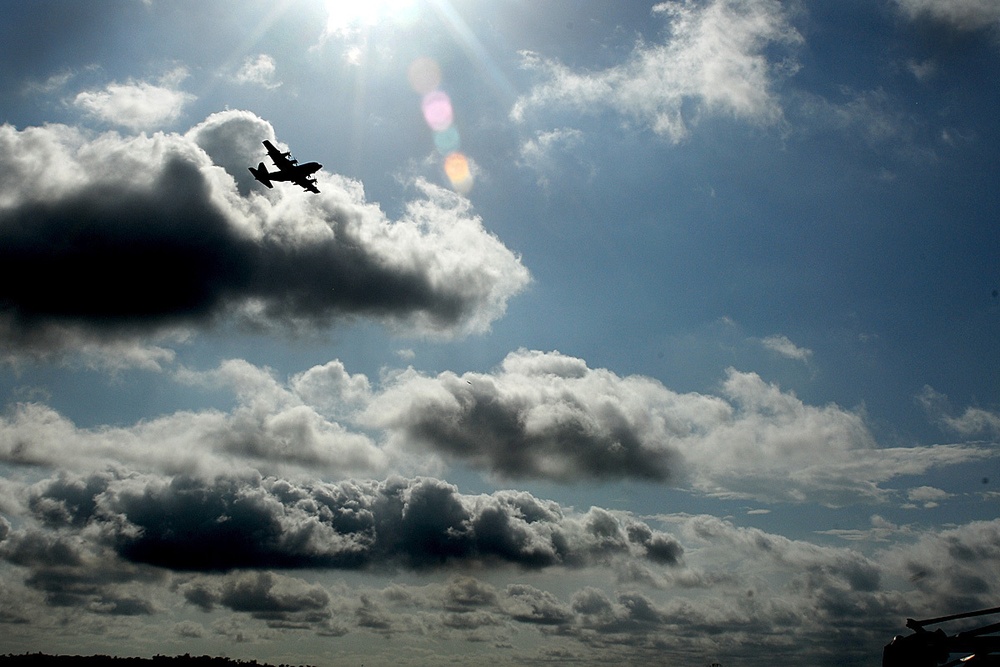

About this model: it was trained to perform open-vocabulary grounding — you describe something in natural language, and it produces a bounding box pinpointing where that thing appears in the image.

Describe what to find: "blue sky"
[0,1,998,665]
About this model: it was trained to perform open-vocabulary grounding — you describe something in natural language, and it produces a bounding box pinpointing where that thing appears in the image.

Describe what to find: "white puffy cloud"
[511,0,802,142]
[234,54,281,89]
[0,357,389,479]
[2,348,990,503]
[73,70,195,130]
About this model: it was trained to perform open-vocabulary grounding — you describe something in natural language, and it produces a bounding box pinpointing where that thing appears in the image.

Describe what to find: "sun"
[322,0,419,37]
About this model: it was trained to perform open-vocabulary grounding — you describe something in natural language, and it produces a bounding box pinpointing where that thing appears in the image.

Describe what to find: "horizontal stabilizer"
[248,162,272,188]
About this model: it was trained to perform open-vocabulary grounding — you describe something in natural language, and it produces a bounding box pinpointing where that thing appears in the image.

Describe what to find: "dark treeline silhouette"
[0,655,315,667]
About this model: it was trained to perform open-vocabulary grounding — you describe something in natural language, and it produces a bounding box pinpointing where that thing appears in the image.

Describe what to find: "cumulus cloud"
[185,109,277,195]
[73,70,195,130]
[364,348,694,483]
[17,471,681,573]
[234,54,281,89]
[181,571,330,625]
[881,519,1000,611]
[511,0,802,142]
[0,522,164,614]
[895,0,1000,31]
[363,349,991,503]
[0,111,530,361]
[0,359,387,478]
[5,463,996,666]
[2,349,990,503]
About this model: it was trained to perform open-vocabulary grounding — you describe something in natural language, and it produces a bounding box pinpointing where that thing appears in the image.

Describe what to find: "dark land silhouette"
[0,655,316,667]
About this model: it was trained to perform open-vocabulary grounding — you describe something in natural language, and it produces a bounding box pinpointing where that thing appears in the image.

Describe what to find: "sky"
[0,1,998,665]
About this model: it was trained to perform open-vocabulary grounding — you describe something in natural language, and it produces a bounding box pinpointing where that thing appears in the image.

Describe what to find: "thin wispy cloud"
[895,0,1000,31]
[512,0,802,142]
[760,334,813,362]
[918,386,1000,437]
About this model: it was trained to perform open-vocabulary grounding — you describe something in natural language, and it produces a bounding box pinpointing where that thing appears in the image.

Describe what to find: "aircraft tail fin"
[249,162,273,188]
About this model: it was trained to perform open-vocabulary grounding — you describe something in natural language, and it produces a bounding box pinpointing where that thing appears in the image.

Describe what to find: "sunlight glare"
[323,0,418,36]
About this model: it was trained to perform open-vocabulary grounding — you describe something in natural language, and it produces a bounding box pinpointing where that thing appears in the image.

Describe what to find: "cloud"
[760,334,812,362]
[792,86,940,165]
[917,385,1000,437]
[0,360,387,478]
[73,70,195,130]
[0,111,530,360]
[234,54,281,89]
[363,348,694,483]
[17,471,681,574]
[6,463,998,666]
[0,523,165,614]
[181,571,330,625]
[881,519,1000,611]
[363,349,992,503]
[3,350,991,504]
[895,0,1000,31]
[905,485,950,508]
[186,109,277,195]
[511,0,802,142]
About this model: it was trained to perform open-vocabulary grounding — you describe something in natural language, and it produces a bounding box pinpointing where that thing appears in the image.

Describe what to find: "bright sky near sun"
[0,1,999,666]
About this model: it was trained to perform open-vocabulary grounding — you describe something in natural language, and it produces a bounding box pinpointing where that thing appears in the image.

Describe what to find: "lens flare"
[421,90,454,132]
[409,56,474,195]
[444,152,473,193]
[407,57,441,95]
[433,126,461,155]
[323,0,418,36]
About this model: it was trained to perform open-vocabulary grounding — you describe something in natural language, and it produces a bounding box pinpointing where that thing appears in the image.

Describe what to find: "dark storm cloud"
[0,112,529,356]
[23,471,682,573]
[0,526,164,614]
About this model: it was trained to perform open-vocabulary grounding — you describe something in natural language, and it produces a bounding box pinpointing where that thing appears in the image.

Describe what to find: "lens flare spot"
[433,127,461,155]
[444,152,473,193]
[408,57,441,95]
[422,90,454,132]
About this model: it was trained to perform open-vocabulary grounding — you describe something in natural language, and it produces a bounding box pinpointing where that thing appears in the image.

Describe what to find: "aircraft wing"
[294,176,320,193]
[263,140,295,169]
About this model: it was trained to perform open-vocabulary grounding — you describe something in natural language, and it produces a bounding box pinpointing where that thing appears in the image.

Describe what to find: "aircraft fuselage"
[262,162,321,181]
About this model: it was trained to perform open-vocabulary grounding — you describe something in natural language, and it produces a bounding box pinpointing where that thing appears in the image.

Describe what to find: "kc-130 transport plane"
[249,140,322,193]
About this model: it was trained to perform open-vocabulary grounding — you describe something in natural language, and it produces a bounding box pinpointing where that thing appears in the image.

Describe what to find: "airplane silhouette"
[249,140,321,193]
